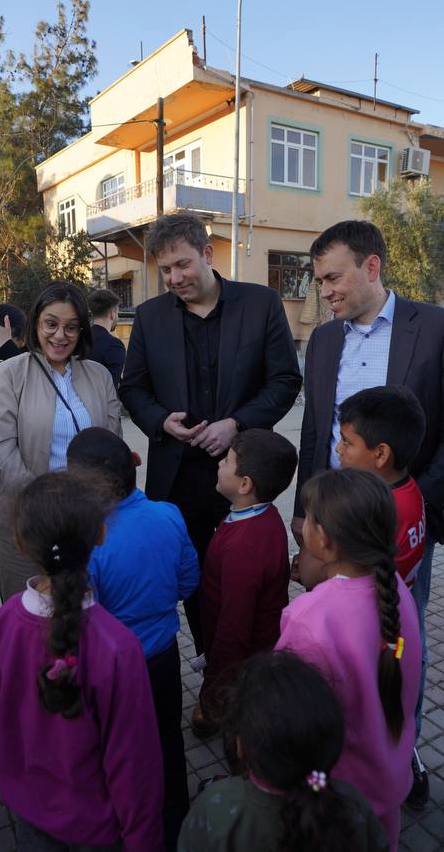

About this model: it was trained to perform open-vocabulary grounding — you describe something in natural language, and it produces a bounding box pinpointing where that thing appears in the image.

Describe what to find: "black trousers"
[169,458,229,654]
[147,640,188,852]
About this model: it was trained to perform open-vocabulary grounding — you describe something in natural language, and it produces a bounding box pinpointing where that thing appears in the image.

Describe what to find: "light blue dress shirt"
[329,289,396,468]
[48,362,92,470]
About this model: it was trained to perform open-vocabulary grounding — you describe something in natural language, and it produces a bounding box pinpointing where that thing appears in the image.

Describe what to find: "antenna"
[373,52,378,111]
[202,15,207,65]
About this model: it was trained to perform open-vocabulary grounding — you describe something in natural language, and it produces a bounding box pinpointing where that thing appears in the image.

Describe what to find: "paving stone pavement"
[0,405,443,850]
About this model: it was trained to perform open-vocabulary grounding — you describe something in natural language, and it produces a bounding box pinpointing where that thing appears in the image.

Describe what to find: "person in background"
[0,281,121,602]
[88,289,126,389]
[179,651,389,852]
[67,427,199,852]
[0,470,164,851]
[0,303,27,360]
[192,429,297,738]
[278,468,421,851]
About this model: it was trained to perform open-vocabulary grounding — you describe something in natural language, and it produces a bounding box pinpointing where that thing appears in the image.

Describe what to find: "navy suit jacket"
[119,277,302,499]
[295,294,444,529]
[90,324,126,390]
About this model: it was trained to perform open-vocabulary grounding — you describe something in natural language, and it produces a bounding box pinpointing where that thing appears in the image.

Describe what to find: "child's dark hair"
[302,468,404,741]
[339,385,426,470]
[14,471,112,719]
[67,427,136,499]
[225,651,361,852]
[231,428,297,502]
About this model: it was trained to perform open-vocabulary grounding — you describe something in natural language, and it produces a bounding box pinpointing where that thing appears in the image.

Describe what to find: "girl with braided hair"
[178,651,388,852]
[0,470,164,851]
[276,468,421,852]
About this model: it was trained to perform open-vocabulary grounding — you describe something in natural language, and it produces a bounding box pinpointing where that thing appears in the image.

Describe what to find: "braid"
[37,555,88,719]
[373,553,404,740]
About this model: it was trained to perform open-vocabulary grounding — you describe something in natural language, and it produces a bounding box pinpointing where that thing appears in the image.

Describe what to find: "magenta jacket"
[0,594,164,851]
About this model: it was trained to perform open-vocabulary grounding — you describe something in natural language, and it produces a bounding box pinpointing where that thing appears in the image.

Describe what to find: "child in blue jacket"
[68,427,199,852]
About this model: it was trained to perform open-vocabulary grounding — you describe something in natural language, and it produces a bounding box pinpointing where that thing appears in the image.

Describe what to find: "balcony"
[86,170,246,238]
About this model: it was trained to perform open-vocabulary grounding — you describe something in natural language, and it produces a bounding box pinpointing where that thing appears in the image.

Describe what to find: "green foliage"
[360,178,444,302]
[9,228,94,313]
[0,3,97,304]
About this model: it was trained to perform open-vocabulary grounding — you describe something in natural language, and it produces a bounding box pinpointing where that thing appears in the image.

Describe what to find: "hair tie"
[306,770,327,792]
[46,653,78,681]
[382,636,404,660]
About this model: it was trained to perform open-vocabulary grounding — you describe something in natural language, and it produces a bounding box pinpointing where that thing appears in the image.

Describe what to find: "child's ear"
[317,523,335,557]
[374,442,391,470]
[95,522,107,547]
[238,475,254,496]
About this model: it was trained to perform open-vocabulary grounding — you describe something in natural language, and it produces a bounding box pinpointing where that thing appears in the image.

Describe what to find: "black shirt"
[90,324,126,390]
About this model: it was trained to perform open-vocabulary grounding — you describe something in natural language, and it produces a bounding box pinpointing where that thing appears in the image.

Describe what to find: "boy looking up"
[192,428,297,737]
[337,385,426,588]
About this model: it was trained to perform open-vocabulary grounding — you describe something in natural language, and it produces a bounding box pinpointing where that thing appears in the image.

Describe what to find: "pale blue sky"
[3,0,444,125]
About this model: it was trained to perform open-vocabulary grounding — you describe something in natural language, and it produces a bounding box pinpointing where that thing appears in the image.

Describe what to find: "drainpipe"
[230,0,242,281]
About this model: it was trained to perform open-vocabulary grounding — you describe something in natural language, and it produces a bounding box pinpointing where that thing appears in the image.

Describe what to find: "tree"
[360,178,444,302]
[0,2,97,303]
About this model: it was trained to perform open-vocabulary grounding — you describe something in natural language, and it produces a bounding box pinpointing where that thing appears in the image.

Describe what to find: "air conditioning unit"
[400,147,431,177]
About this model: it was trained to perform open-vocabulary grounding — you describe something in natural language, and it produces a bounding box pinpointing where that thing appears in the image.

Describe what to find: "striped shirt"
[329,290,395,468]
[49,362,92,471]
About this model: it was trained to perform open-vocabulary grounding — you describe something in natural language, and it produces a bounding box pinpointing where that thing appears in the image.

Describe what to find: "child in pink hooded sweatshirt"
[277,468,421,852]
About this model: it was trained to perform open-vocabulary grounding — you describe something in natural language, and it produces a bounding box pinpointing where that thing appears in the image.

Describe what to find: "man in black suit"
[89,289,126,389]
[120,212,301,656]
[292,219,444,807]
[0,304,26,361]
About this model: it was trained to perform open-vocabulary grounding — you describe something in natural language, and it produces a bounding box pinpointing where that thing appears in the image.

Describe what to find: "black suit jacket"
[119,277,302,499]
[90,324,126,390]
[295,295,444,523]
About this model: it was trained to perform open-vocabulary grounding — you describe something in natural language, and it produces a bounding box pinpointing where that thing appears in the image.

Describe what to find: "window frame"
[349,140,391,197]
[163,140,202,181]
[270,122,319,191]
[58,197,76,236]
[268,251,313,301]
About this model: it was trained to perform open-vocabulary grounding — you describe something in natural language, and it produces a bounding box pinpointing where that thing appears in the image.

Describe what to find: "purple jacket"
[0,595,164,850]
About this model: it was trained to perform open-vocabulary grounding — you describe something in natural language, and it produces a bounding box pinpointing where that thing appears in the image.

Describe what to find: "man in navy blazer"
[120,212,301,654]
[292,219,444,806]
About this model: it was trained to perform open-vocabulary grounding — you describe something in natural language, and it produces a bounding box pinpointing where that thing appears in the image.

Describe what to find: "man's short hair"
[67,427,136,499]
[231,428,298,502]
[310,220,387,274]
[339,386,426,470]
[0,303,26,341]
[147,212,209,257]
[88,289,120,319]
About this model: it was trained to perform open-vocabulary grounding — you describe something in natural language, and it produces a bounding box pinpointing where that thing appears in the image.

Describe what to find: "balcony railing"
[87,170,246,217]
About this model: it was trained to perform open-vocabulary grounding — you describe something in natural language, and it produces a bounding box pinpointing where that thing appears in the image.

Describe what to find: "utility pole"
[231,0,242,280]
[153,97,165,293]
[373,52,378,111]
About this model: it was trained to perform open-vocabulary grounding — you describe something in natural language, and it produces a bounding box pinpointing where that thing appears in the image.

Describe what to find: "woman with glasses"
[0,281,121,601]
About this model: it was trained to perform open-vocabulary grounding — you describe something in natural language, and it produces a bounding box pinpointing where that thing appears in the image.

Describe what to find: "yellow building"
[36,28,444,344]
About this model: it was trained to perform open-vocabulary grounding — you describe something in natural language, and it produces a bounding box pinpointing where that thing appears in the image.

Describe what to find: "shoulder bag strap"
[32,353,81,433]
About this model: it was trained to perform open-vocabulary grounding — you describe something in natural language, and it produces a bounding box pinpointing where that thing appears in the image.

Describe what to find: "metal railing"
[87,170,246,216]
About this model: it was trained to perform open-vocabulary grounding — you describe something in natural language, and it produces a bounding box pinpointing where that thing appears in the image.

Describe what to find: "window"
[101,174,125,208]
[268,252,312,300]
[110,278,133,309]
[164,142,201,184]
[350,142,389,196]
[58,198,76,236]
[270,124,318,189]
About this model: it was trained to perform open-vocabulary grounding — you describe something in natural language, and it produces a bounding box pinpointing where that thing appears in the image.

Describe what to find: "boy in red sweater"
[192,428,297,737]
[337,386,426,589]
